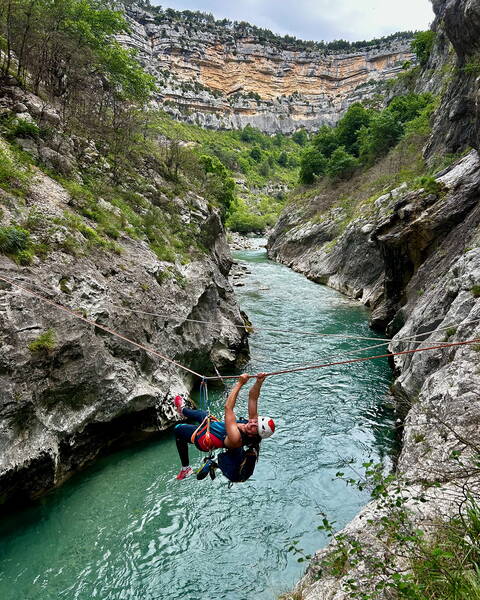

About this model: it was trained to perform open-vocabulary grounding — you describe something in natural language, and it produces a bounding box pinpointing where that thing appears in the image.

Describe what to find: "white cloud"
[151,0,434,41]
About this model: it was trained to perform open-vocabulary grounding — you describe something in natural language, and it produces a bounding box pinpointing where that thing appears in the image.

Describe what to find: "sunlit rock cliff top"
[120,3,414,133]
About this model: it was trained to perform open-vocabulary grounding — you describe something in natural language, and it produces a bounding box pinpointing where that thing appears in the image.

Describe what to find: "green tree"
[199,154,236,219]
[250,145,262,162]
[335,103,372,156]
[386,93,433,125]
[239,124,263,144]
[292,128,308,146]
[277,151,289,167]
[411,30,436,66]
[358,112,404,164]
[325,146,357,179]
[311,126,339,158]
[299,149,328,184]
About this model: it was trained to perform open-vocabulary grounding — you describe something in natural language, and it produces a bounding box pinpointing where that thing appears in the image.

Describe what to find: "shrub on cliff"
[358,112,404,164]
[250,146,263,162]
[199,154,236,219]
[239,125,267,146]
[0,142,32,196]
[28,329,57,353]
[411,30,436,66]
[292,129,308,146]
[325,147,358,180]
[335,103,373,156]
[299,149,328,184]
[387,93,434,125]
[0,226,30,254]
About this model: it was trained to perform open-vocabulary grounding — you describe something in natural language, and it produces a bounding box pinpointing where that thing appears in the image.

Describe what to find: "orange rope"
[1,272,479,382]
[204,338,480,380]
[0,273,204,379]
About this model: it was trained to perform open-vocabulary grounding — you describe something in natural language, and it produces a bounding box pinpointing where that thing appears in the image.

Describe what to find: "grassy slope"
[0,126,206,270]
[152,112,303,231]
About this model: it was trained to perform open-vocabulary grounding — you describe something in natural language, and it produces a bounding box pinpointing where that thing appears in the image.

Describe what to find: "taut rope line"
[1,273,479,382]
[204,338,480,380]
[110,303,391,342]
[9,277,480,346]
[0,274,203,379]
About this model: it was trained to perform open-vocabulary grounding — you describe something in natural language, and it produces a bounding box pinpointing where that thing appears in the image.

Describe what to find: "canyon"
[122,5,414,133]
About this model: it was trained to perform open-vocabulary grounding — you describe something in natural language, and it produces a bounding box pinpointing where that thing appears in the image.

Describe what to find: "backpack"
[217,445,259,483]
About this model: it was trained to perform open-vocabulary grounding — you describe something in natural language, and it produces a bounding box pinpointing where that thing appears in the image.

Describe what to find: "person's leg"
[174,396,208,424]
[174,423,197,479]
[182,407,208,423]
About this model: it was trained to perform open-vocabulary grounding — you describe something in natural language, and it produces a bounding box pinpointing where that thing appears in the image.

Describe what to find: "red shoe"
[174,395,185,416]
[176,466,193,480]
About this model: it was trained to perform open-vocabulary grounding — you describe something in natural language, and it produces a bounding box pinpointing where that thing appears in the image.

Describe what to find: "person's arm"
[224,373,249,448]
[248,373,267,419]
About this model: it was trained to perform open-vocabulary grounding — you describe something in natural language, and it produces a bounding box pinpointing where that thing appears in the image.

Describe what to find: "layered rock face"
[0,87,248,510]
[269,1,480,596]
[121,6,413,133]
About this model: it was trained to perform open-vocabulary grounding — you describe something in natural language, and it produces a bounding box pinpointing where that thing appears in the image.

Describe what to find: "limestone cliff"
[269,1,480,597]
[120,5,414,134]
[0,83,248,510]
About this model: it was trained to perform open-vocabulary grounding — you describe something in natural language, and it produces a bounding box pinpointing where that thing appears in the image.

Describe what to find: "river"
[0,245,394,600]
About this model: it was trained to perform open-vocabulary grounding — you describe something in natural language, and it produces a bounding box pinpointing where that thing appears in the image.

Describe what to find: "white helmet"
[258,416,275,439]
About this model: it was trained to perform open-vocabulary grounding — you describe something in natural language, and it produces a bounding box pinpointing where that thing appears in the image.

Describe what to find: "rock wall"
[0,86,248,511]
[268,1,480,596]
[425,0,480,158]
[121,6,413,134]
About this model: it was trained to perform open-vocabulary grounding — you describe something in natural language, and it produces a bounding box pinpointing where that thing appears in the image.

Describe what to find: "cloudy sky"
[152,0,434,42]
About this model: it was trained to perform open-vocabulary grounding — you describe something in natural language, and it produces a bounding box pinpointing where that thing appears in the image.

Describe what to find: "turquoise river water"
[0,246,395,600]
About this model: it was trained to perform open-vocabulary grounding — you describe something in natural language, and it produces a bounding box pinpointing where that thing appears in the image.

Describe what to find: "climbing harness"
[189,379,219,458]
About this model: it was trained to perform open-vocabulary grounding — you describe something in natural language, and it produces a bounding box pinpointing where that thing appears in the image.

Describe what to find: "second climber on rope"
[174,373,275,480]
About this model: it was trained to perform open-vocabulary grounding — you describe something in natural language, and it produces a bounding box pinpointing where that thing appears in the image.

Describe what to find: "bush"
[387,93,434,125]
[335,103,372,156]
[239,124,265,145]
[358,112,404,164]
[277,151,289,167]
[311,126,339,158]
[292,129,308,146]
[411,30,436,66]
[15,249,34,265]
[0,144,31,195]
[199,154,236,218]
[404,101,436,136]
[326,146,358,180]
[250,146,262,162]
[10,118,40,139]
[28,328,56,353]
[0,226,30,254]
[413,175,445,196]
[226,197,277,233]
[299,149,328,184]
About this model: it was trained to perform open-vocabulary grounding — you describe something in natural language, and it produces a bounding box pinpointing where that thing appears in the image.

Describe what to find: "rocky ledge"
[274,152,480,598]
[268,0,480,586]
[0,190,248,510]
[0,86,249,511]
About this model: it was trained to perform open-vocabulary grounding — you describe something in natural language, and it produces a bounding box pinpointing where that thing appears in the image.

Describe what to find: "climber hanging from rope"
[173,373,275,481]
